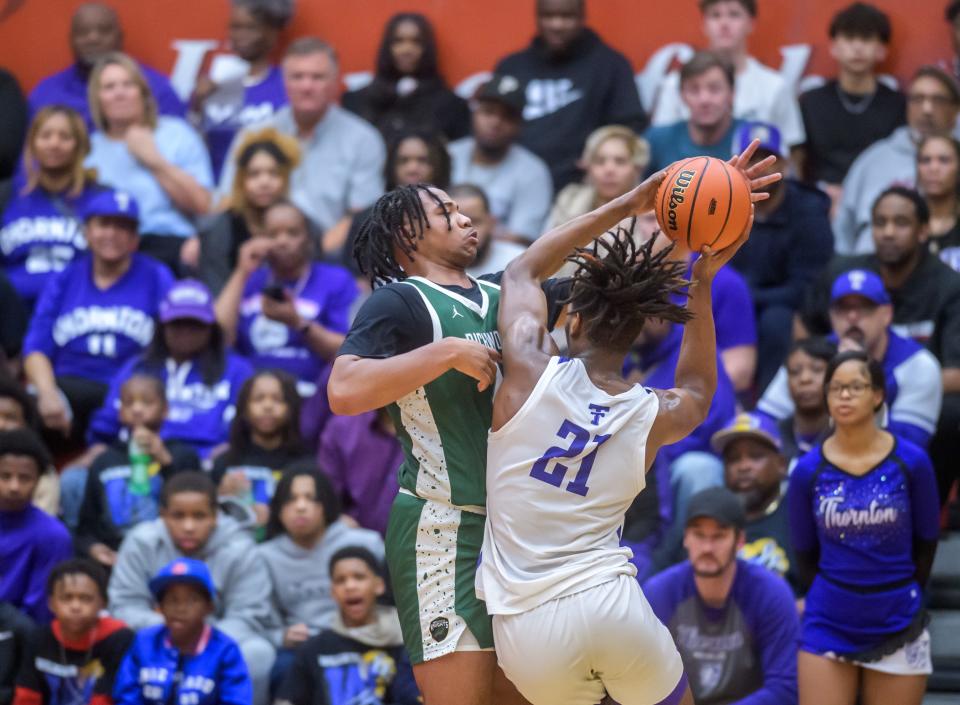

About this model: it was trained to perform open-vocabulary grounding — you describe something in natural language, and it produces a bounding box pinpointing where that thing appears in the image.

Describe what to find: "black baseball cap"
[474,74,526,117]
[685,487,746,530]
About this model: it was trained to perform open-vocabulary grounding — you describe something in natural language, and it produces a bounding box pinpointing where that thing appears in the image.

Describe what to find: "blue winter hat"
[149,558,216,602]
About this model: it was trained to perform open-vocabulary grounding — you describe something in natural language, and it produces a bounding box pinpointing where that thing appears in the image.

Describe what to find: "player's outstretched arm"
[512,170,667,284]
[329,339,500,416]
[645,208,755,460]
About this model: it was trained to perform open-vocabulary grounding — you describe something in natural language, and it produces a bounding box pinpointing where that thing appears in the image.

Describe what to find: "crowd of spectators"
[1,1,959,704]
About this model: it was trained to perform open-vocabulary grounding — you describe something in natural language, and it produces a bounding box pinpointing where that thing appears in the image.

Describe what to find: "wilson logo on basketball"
[666,169,696,231]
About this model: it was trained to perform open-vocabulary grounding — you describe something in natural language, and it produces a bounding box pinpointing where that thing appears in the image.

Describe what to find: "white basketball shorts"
[492,574,687,705]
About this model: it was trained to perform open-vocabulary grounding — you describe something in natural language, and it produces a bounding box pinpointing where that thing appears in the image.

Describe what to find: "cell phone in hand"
[262,283,286,302]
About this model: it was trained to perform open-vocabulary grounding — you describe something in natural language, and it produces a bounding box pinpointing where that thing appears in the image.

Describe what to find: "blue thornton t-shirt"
[22,253,174,384]
[787,437,940,655]
[0,183,105,306]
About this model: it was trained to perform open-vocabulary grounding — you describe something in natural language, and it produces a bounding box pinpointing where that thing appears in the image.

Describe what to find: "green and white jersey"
[386,276,501,509]
[340,272,568,511]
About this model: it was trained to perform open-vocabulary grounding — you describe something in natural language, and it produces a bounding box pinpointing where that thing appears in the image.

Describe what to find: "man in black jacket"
[494,0,646,191]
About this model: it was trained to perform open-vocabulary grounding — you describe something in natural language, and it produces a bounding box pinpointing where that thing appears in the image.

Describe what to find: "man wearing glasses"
[834,65,960,254]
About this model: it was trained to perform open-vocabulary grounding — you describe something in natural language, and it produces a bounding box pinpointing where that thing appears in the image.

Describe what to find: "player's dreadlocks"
[563,221,695,350]
[353,183,451,286]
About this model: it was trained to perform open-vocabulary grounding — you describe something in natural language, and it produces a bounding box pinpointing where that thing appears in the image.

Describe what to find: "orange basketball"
[655,156,751,251]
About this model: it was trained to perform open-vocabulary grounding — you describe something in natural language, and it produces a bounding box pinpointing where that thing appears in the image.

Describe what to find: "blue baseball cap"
[710,411,782,454]
[149,558,216,602]
[82,189,140,224]
[734,121,786,158]
[160,279,216,325]
[830,269,890,306]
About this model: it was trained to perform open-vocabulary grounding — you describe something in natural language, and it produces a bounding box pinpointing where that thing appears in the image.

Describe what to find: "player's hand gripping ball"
[655,156,752,251]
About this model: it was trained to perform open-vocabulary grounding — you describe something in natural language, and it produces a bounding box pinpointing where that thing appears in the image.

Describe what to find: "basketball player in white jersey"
[476,142,779,705]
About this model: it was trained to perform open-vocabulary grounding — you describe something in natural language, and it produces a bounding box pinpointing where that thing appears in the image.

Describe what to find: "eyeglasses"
[826,381,872,396]
[907,93,955,108]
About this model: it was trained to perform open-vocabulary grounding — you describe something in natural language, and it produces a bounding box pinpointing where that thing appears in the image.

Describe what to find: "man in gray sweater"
[108,472,275,705]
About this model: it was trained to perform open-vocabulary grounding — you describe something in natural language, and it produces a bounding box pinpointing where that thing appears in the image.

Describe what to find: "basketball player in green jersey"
[328,142,774,705]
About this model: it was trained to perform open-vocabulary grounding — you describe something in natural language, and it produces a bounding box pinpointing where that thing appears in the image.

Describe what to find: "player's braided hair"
[563,221,695,350]
[353,183,451,286]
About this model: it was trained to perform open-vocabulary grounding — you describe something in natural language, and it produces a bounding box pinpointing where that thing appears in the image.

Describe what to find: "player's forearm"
[673,281,717,421]
[328,342,458,415]
[506,194,633,282]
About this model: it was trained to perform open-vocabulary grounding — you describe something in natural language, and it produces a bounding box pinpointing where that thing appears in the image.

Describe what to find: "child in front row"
[76,374,200,569]
[275,547,419,705]
[113,558,251,705]
[14,559,134,705]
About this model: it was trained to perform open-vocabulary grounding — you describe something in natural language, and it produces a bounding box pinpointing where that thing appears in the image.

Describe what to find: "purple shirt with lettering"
[787,437,940,655]
[236,263,357,386]
[0,183,103,306]
[22,253,174,383]
[202,66,288,179]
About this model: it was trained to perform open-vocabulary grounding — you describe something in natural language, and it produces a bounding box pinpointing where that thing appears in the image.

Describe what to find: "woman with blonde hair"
[85,52,213,270]
[545,124,650,229]
[0,105,105,311]
[198,127,300,294]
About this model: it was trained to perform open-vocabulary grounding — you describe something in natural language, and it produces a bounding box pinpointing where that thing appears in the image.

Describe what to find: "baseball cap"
[82,189,140,224]
[685,486,746,529]
[733,121,787,158]
[830,269,890,306]
[710,412,782,455]
[149,558,216,602]
[474,74,526,117]
[159,279,216,325]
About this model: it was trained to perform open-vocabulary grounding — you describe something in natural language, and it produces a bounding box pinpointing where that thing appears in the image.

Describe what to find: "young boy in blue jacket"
[113,558,251,705]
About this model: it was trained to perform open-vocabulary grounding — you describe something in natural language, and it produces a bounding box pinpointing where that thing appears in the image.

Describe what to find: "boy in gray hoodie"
[108,471,275,705]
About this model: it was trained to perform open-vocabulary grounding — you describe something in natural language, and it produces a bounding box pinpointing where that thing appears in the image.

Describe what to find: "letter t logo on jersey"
[588,404,610,425]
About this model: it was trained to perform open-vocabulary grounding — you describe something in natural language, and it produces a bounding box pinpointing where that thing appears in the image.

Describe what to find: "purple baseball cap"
[733,121,787,158]
[710,412,782,454]
[159,279,216,325]
[82,189,140,223]
[830,269,890,306]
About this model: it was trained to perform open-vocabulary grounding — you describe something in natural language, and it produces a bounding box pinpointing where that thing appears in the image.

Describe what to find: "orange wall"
[0,0,952,95]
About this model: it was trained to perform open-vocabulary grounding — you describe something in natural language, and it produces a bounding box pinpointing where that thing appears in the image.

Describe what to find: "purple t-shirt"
[236,263,357,387]
[0,183,103,305]
[28,62,185,129]
[22,253,174,383]
[88,351,254,458]
[623,324,736,463]
[683,256,757,351]
[317,410,403,537]
[201,66,288,179]
[0,506,73,622]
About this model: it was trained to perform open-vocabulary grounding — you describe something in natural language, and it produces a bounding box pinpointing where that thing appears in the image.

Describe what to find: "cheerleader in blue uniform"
[788,350,940,705]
